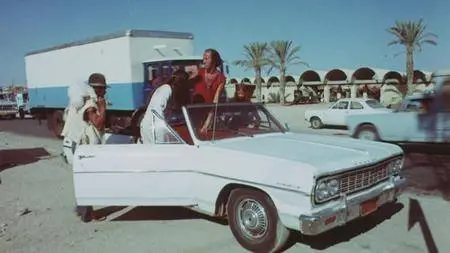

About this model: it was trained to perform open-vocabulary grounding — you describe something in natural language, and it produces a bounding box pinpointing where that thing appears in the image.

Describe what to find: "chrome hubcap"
[312,120,320,128]
[237,199,268,239]
[359,130,376,140]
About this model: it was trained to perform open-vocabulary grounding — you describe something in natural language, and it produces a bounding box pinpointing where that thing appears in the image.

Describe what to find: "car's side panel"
[73,144,199,206]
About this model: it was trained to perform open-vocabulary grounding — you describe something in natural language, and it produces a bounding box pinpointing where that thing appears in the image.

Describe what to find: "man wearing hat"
[85,73,108,136]
[61,73,109,165]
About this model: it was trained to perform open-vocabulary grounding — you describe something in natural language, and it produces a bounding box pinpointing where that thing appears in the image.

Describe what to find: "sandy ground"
[1,106,450,253]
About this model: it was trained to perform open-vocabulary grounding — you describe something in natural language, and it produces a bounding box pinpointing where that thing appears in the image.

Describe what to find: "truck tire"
[19,108,25,119]
[50,110,64,139]
[130,108,146,143]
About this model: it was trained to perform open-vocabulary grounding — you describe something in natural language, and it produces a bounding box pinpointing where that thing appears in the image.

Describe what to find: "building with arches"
[225,67,434,105]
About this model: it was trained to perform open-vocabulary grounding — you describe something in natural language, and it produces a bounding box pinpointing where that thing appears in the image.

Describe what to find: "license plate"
[360,198,378,216]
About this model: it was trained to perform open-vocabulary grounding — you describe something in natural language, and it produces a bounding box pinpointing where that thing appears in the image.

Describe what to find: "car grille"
[339,162,389,195]
[0,104,16,111]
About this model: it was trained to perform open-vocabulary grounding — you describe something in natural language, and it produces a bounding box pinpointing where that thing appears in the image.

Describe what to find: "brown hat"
[88,73,108,87]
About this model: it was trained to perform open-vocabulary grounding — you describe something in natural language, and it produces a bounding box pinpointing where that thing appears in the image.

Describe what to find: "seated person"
[227,84,261,129]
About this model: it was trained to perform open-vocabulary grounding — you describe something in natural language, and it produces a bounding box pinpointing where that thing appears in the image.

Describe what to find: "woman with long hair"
[139,69,189,144]
[190,48,227,134]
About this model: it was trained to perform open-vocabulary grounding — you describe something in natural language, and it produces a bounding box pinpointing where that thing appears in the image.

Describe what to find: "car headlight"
[388,157,404,175]
[315,178,340,202]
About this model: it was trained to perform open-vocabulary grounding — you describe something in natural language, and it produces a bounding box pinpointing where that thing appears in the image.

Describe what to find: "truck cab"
[0,91,18,119]
[120,56,229,139]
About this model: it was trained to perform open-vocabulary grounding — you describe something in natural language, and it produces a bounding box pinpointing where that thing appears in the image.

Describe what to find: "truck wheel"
[75,206,93,223]
[355,124,380,141]
[130,108,146,143]
[50,110,64,138]
[19,108,25,119]
[310,117,323,129]
[227,188,290,253]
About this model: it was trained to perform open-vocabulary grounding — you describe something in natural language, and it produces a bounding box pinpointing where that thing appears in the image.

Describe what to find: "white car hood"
[212,133,402,176]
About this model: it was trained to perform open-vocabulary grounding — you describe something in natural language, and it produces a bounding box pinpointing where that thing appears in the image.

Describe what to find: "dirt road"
[1,114,450,252]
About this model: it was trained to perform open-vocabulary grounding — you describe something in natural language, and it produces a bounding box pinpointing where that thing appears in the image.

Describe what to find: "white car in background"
[304,98,392,129]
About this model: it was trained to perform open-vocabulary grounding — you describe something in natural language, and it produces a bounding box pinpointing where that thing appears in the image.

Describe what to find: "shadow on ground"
[402,152,450,200]
[280,202,404,251]
[92,206,228,226]
[0,147,51,172]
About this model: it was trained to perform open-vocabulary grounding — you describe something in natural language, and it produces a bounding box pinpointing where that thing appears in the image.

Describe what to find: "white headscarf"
[67,82,97,109]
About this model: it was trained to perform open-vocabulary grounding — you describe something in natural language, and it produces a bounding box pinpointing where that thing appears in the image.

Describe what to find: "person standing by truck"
[84,73,108,139]
[61,73,108,164]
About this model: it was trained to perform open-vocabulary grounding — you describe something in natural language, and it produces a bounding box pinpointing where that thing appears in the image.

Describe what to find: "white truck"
[25,29,228,137]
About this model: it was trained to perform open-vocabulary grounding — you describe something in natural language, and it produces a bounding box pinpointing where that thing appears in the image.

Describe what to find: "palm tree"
[387,19,438,96]
[267,40,309,104]
[233,42,270,102]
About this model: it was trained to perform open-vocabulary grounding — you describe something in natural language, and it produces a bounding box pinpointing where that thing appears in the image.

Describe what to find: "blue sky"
[0,0,448,85]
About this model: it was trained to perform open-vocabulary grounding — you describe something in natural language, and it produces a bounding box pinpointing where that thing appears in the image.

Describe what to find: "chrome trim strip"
[74,169,310,196]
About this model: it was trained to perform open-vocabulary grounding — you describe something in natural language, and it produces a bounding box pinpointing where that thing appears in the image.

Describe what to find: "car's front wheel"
[355,124,380,141]
[227,188,290,253]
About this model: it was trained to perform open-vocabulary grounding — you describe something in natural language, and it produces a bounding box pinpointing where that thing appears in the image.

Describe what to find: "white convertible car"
[73,102,405,252]
[304,98,392,129]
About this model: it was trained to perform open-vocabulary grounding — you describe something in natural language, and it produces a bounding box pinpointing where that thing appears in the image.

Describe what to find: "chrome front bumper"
[299,175,406,236]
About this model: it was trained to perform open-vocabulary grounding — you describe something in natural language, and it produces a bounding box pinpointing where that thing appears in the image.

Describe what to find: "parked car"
[0,91,18,119]
[304,98,392,129]
[347,74,449,143]
[73,102,405,253]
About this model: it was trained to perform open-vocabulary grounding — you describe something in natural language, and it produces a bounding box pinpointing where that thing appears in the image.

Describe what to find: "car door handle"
[78,155,95,160]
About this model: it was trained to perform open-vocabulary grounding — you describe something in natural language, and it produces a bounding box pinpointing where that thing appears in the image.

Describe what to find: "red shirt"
[193,68,226,103]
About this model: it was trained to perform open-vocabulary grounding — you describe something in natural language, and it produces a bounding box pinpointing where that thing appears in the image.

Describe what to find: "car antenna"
[211,92,220,142]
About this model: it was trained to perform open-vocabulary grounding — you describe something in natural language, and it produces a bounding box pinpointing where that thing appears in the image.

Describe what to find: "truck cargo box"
[25,29,195,111]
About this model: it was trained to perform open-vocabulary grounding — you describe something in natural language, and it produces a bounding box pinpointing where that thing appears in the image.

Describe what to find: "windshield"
[185,103,285,142]
[366,99,385,109]
[0,93,15,101]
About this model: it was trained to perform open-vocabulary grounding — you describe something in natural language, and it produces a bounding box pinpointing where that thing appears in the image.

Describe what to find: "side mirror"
[225,65,230,75]
[284,122,290,131]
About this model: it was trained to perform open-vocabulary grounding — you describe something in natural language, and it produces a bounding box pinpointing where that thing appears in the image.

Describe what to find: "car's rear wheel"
[310,117,323,129]
[355,124,380,141]
[227,188,290,253]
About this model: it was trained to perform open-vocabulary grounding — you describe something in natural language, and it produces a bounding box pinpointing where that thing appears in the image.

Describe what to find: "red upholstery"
[171,123,194,145]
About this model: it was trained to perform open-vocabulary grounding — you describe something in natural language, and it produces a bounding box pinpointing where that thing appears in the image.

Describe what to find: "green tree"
[387,19,438,96]
[233,42,270,102]
[267,40,309,104]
